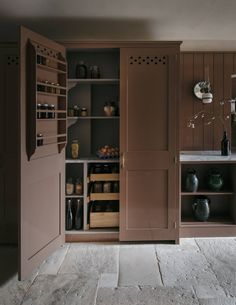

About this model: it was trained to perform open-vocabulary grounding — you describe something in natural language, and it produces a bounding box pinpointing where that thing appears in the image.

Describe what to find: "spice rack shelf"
[89,173,119,182]
[26,40,67,160]
[37,64,67,74]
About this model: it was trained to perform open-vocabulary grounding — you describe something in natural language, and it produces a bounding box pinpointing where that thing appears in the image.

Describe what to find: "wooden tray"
[89,193,119,201]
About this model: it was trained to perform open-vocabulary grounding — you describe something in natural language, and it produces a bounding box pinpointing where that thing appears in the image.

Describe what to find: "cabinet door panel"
[20,26,65,279]
[120,46,180,241]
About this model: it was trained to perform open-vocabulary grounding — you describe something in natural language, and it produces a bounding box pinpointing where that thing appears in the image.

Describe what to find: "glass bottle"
[76,61,87,79]
[75,199,83,230]
[66,199,73,230]
[221,131,230,156]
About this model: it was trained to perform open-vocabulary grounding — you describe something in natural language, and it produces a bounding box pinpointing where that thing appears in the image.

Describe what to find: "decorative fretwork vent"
[7,56,19,66]
[129,55,166,65]
[35,43,60,60]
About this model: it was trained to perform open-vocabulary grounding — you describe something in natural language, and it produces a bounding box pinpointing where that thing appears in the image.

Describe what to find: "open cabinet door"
[19,26,67,279]
[119,45,180,242]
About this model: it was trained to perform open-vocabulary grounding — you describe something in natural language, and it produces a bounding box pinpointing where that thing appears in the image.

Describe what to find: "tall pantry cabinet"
[19,26,181,278]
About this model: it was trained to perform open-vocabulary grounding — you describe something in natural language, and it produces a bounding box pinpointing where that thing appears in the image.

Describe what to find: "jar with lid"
[55,83,60,94]
[93,181,103,193]
[92,164,102,174]
[66,177,74,195]
[68,108,74,117]
[73,105,80,117]
[37,133,44,146]
[102,164,111,173]
[71,140,79,159]
[76,61,87,79]
[41,103,48,119]
[80,108,88,117]
[113,181,119,193]
[75,178,83,195]
[37,103,42,119]
[48,104,55,119]
[90,65,100,79]
[103,181,112,193]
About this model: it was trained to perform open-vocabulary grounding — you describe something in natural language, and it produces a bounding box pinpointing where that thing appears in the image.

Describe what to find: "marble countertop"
[180,151,236,162]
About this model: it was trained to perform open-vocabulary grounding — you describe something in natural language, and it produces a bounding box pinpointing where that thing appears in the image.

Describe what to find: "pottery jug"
[192,197,210,221]
[185,169,198,192]
[208,169,223,191]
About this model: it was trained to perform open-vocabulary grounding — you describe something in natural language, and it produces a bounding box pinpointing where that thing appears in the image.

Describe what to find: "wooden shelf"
[65,195,84,198]
[37,118,66,121]
[181,216,234,227]
[37,133,67,140]
[89,173,119,182]
[67,116,120,120]
[68,78,119,89]
[89,193,119,201]
[37,63,67,74]
[66,158,119,164]
[37,81,66,90]
[37,52,67,65]
[181,191,234,196]
[37,91,67,97]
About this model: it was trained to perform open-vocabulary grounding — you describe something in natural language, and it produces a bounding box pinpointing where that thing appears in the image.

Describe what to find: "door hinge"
[174,156,178,164]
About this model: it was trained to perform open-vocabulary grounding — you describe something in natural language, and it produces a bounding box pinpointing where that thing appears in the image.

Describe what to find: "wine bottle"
[221,131,230,156]
[66,199,73,230]
[75,199,83,230]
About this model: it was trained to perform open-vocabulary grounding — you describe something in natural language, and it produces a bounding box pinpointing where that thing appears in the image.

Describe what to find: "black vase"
[185,169,198,192]
[74,199,83,230]
[192,197,210,221]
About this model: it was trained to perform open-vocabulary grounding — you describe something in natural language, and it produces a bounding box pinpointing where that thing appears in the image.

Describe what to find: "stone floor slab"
[196,238,236,297]
[98,273,118,288]
[59,243,119,277]
[21,274,98,305]
[198,296,236,305]
[96,286,199,305]
[155,238,225,299]
[38,244,69,275]
[118,245,162,286]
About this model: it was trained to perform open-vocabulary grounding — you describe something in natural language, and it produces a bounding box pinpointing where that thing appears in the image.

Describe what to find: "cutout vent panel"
[129,55,166,65]
[7,56,19,66]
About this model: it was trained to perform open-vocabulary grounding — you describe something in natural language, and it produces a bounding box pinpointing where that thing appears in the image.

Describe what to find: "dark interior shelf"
[181,190,234,195]
[181,216,235,227]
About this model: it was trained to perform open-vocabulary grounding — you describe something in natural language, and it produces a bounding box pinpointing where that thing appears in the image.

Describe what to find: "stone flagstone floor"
[1,238,236,304]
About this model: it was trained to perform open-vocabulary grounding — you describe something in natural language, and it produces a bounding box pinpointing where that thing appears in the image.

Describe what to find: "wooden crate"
[89,173,119,181]
[90,212,119,228]
[89,193,119,201]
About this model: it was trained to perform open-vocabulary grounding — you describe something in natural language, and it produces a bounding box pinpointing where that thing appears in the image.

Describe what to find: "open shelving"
[180,159,236,237]
[65,48,120,240]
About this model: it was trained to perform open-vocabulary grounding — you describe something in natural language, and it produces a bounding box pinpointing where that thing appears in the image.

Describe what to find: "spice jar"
[76,61,87,79]
[102,164,111,173]
[73,105,80,117]
[75,178,83,195]
[80,108,88,117]
[55,83,60,94]
[103,181,112,193]
[66,178,74,195]
[37,133,44,146]
[71,140,79,159]
[92,164,102,174]
[41,103,48,118]
[37,103,42,119]
[48,104,55,119]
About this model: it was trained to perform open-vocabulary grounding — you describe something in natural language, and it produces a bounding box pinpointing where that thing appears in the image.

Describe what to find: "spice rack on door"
[26,40,67,160]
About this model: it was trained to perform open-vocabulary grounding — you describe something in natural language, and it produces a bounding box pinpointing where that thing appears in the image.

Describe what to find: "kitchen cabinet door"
[19,27,66,279]
[119,45,180,242]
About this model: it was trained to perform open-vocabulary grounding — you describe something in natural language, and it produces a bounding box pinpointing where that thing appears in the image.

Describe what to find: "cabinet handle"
[120,152,125,169]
